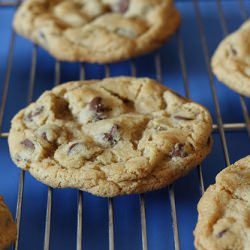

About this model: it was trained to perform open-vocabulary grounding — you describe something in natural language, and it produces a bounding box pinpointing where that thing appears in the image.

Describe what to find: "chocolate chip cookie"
[194,156,250,250]
[13,0,180,63]
[8,77,212,197]
[0,197,16,250]
[212,20,250,97]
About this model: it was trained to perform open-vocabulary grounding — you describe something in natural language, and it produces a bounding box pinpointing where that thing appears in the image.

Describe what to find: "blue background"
[1,1,250,249]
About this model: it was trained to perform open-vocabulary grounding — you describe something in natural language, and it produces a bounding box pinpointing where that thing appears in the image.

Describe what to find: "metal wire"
[0,31,16,133]
[54,61,61,86]
[44,187,53,250]
[13,171,24,250]
[239,0,249,20]
[15,44,37,250]
[139,194,148,250]
[0,122,247,139]
[176,30,205,195]
[130,60,148,250]
[193,0,231,166]
[237,1,250,139]
[0,1,17,7]
[176,32,191,99]
[27,46,37,104]
[212,122,246,130]
[79,63,85,82]
[108,198,115,250]
[154,53,162,83]
[76,191,83,250]
[104,64,115,250]
[216,0,250,138]
[168,185,180,250]
[154,51,181,249]
[1,1,250,250]
[76,63,85,250]
[0,34,17,228]
[43,61,61,250]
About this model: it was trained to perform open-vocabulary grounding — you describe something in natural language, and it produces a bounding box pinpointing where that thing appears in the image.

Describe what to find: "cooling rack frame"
[0,0,250,249]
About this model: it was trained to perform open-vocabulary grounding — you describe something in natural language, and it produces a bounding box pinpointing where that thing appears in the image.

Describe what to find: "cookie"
[194,156,250,250]
[13,0,180,63]
[8,77,212,197]
[0,197,16,250]
[212,20,250,97]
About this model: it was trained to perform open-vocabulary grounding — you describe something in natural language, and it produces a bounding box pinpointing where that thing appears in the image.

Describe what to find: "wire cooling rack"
[0,1,250,250]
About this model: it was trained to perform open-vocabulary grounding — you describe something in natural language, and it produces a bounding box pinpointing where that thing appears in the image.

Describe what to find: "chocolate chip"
[33,106,44,116]
[103,124,120,146]
[25,106,44,122]
[38,31,47,44]
[89,97,102,112]
[89,97,111,121]
[90,97,108,112]
[121,98,132,105]
[169,143,187,158]
[173,115,194,121]
[113,0,129,13]
[216,229,228,238]
[207,137,211,146]
[155,126,167,131]
[41,132,47,140]
[15,154,22,162]
[68,142,80,155]
[230,45,237,56]
[21,139,35,150]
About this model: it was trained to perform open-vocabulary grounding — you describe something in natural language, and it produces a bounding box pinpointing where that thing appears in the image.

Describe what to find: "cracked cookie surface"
[212,20,250,97]
[0,197,16,250]
[13,0,180,63]
[9,77,212,197]
[194,156,250,250]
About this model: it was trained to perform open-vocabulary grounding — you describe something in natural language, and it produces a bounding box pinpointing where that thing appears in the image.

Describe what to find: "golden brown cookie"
[0,197,16,250]
[194,156,250,250]
[212,20,250,97]
[13,0,180,63]
[8,77,212,197]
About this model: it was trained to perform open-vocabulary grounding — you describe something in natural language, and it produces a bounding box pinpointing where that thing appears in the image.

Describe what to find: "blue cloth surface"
[0,1,250,249]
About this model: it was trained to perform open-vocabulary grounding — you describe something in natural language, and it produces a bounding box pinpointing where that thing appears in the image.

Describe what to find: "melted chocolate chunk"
[21,139,35,150]
[103,125,119,146]
[173,115,194,121]
[90,97,108,112]
[216,229,228,238]
[89,97,110,121]
[169,143,187,158]
[25,106,44,122]
[113,0,129,13]
[121,98,132,105]
[68,142,80,155]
